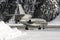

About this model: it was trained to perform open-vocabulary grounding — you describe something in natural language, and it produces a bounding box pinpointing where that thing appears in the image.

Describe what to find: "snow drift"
[0,21,26,40]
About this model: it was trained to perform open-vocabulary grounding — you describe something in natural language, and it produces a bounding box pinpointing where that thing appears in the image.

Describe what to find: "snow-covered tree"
[39,0,59,22]
[0,0,17,22]
[20,0,59,22]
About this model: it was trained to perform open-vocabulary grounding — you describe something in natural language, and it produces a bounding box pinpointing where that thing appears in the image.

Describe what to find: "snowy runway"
[0,21,60,40]
[10,30,60,40]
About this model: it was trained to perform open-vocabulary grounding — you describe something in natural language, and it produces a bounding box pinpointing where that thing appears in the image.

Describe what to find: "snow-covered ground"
[6,30,60,40]
[1,21,60,40]
[0,21,26,40]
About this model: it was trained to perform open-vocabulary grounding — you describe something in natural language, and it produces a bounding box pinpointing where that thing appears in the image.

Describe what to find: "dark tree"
[33,0,45,18]
[20,0,59,22]
[0,0,17,22]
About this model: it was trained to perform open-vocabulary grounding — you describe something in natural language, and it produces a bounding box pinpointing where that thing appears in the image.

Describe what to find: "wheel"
[25,26,29,30]
[43,26,45,29]
[38,26,41,30]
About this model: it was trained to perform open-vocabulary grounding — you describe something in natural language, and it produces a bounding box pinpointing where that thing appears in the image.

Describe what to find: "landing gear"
[43,26,45,29]
[38,26,41,30]
[25,26,29,30]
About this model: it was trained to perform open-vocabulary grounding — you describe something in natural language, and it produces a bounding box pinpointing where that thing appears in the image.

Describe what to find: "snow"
[8,30,60,40]
[25,30,60,40]
[0,21,26,40]
[0,21,60,40]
